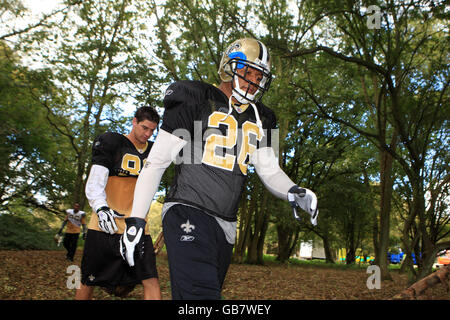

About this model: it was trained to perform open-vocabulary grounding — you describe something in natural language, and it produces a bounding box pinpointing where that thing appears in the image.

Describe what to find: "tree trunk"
[246,188,269,264]
[372,77,397,281]
[377,146,395,280]
[287,230,300,259]
[233,192,253,263]
[246,189,269,264]
[411,178,435,281]
[418,249,438,280]
[322,236,335,264]
[372,200,380,264]
[346,220,356,265]
[393,264,450,300]
[256,206,270,265]
[276,224,295,263]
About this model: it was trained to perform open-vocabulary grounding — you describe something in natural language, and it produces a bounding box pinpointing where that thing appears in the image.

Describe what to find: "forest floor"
[0,250,449,300]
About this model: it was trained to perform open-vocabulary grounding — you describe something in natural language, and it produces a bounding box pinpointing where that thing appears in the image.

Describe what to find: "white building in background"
[297,240,326,260]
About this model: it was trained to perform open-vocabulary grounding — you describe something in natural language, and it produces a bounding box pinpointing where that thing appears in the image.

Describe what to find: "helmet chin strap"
[250,102,265,138]
[221,92,265,138]
[221,73,265,137]
[221,95,234,121]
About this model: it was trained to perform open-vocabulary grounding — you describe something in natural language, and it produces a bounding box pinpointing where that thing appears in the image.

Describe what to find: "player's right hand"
[96,206,125,234]
[120,217,146,267]
[287,185,319,226]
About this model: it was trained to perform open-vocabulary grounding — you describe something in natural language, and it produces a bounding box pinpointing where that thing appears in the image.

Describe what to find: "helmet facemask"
[224,56,272,105]
[218,38,272,137]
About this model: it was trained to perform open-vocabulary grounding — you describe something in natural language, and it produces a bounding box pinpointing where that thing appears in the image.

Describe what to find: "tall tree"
[0,42,71,214]
[0,0,86,214]
[16,0,163,208]
[283,0,448,280]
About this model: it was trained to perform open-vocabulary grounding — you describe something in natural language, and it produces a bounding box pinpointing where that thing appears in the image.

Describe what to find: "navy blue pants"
[63,233,79,261]
[162,204,234,300]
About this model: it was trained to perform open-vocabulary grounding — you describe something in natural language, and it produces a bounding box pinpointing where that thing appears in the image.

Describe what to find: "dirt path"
[0,250,448,300]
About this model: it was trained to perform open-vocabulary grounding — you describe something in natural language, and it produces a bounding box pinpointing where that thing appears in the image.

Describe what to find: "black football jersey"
[88,132,153,233]
[161,80,277,221]
[91,132,152,177]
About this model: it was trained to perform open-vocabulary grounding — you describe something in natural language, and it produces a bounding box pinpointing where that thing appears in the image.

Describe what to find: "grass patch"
[0,213,62,250]
[261,254,408,271]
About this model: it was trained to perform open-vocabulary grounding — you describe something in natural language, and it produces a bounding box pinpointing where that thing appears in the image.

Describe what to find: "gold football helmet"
[218,38,272,104]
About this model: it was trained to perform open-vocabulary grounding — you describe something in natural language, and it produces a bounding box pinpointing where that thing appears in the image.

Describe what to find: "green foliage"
[0,213,61,250]
[0,0,447,285]
[0,42,75,213]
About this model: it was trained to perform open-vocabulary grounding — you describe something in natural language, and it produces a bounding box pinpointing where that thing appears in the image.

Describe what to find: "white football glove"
[96,206,125,234]
[287,185,319,226]
[120,217,146,267]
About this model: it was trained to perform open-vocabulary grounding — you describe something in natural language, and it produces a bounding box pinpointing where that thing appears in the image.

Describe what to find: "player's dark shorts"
[163,204,234,300]
[80,229,158,292]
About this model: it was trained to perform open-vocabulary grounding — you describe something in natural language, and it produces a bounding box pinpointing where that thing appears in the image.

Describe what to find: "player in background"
[56,202,86,262]
[121,39,319,299]
[75,106,162,300]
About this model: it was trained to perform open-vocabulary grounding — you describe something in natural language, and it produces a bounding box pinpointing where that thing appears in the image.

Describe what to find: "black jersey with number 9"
[88,132,152,234]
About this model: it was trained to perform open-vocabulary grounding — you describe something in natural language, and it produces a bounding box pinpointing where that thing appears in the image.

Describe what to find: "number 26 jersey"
[161,80,277,222]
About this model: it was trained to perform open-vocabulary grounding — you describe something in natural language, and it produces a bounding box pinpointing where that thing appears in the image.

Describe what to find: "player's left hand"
[287,185,319,226]
[96,206,125,234]
[120,217,146,267]
[54,233,61,244]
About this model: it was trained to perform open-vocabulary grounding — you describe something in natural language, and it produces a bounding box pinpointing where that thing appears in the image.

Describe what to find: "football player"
[121,38,319,299]
[75,106,162,300]
[57,202,86,261]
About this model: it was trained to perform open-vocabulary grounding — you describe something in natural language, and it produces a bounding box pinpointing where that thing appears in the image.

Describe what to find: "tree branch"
[284,45,389,78]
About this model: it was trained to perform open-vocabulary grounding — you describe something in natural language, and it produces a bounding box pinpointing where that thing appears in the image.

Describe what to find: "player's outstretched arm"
[57,219,67,235]
[121,129,187,267]
[250,147,296,199]
[250,147,319,225]
[129,129,187,220]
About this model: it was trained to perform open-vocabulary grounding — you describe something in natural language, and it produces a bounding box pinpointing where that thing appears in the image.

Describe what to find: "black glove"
[82,225,87,240]
[120,217,146,267]
[96,206,125,234]
[287,185,319,226]
[58,220,67,235]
